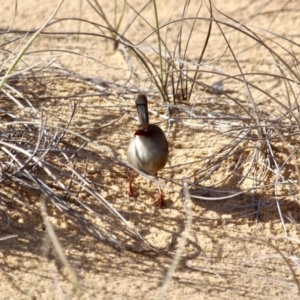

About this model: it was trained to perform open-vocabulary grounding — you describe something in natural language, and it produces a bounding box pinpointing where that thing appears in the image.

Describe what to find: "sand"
[1,1,300,299]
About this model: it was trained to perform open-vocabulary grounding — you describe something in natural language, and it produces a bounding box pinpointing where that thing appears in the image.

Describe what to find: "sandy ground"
[1,0,300,299]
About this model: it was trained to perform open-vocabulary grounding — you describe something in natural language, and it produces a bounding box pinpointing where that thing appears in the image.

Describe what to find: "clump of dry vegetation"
[1,0,300,298]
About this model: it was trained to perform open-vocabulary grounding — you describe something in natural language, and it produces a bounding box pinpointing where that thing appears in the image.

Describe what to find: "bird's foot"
[154,193,164,207]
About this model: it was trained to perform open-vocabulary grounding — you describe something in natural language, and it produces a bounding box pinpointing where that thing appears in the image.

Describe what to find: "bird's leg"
[128,170,135,197]
[154,173,164,207]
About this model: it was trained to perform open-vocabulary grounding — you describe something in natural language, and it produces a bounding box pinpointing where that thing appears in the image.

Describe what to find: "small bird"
[127,94,169,206]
